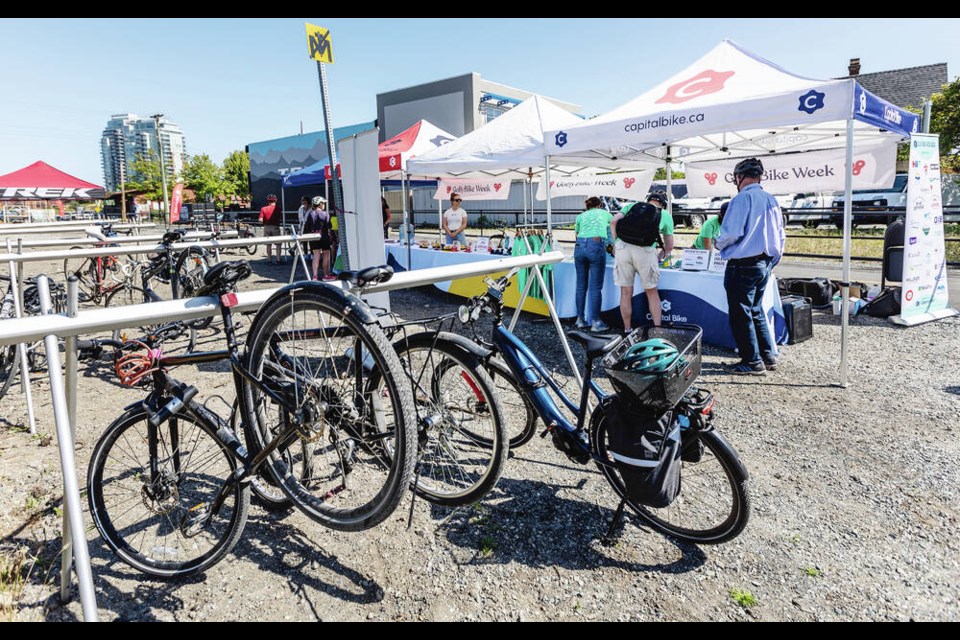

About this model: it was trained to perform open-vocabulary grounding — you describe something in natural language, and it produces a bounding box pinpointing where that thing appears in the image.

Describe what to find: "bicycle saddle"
[567,331,622,359]
[336,265,393,288]
[161,230,185,245]
[196,260,251,296]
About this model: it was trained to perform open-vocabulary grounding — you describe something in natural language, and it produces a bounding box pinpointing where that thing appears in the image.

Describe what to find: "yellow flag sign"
[305,23,334,64]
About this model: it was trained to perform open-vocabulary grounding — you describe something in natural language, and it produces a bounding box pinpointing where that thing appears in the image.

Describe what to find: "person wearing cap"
[715,157,785,376]
[302,195,335,281]
[259,194,283,264]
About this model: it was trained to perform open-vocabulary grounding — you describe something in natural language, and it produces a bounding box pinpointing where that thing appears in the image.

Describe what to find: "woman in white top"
[443,193,468,245]
[297,196,311,232]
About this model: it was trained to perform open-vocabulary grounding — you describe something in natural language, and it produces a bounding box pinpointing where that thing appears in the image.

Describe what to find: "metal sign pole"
[6,238,36,434]
[35,276,98,621]
[316,60,348,270]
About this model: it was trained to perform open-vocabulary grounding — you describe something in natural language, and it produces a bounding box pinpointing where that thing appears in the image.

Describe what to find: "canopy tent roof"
[406,95,635,179]
[0,161,106,199]
[283,120,458,187]
[378,120,457,179]
[543,40,919,168]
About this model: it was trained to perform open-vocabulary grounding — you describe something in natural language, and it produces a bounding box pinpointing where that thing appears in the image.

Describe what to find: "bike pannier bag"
[615,202,663,248]
[860,286,902,318]
[603,396,682,508]
[787,278,833,307]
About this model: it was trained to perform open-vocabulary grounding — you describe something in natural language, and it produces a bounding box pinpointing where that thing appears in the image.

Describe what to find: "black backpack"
[601,396,682,508]
[616,202,664,248]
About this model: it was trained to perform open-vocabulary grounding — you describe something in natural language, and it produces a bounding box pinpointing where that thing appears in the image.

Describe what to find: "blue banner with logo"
[852,85,920,139]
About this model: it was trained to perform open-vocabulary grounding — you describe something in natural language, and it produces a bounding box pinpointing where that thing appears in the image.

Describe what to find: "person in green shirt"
[692,202,728,250]
[574,196,613,332]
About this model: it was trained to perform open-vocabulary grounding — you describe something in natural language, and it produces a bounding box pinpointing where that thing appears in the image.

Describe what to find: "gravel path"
[1,258,958,621]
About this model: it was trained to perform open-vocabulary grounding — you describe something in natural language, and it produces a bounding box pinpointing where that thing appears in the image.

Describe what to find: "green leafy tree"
[222,149,251,206]
[929,77,960,172]
[126,151,165,202]
[183,153,223,204]
[654,167,685,181]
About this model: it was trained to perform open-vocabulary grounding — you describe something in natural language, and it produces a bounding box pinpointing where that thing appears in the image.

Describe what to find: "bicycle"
[447,270,751,544]
[62,223,140,305]
[86,260,418,578]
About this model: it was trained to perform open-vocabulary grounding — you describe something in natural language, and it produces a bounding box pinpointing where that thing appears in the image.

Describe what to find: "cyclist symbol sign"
[305,23,334,64]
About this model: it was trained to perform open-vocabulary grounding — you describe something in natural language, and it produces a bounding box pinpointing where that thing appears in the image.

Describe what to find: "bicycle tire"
[86,406,250,578]
[174,246,215,330]
[590,411,750,544]
[229,399,312,513]
[241,283,417,532]
[105,285,197,354]
[380,333,508,507]
[485,357,538,449]
[0,343,21,402]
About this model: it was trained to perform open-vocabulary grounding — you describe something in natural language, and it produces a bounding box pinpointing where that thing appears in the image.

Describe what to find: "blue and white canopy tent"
[542,39,920,386]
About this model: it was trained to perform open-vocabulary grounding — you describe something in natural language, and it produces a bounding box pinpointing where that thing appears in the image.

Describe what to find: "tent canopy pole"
[839,118,854,387]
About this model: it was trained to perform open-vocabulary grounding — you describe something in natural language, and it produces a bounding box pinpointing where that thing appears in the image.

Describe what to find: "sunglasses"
[452,198,462,202]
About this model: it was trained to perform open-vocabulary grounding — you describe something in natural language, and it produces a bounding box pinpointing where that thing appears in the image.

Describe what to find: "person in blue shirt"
[715,158,786,375]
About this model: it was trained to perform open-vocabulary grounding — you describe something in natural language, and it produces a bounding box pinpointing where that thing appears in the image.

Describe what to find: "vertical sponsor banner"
[433,178,512,201]
[169,183,184,223]
[901,135,949,318]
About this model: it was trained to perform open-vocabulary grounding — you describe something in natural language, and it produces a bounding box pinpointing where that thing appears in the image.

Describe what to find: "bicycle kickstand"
[602,498,627,546]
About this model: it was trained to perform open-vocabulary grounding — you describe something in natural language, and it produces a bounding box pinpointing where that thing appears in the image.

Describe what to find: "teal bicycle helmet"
[621,338,679,373]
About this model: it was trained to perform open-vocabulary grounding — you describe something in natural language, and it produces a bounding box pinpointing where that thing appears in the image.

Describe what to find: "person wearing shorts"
[302,195,334,280]
[259,194,283,264]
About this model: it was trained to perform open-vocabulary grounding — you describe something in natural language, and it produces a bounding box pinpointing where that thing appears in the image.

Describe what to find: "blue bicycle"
[449,270,751,544]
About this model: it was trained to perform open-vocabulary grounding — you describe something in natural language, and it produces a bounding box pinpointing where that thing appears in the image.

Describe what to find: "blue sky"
[1,18,957,185]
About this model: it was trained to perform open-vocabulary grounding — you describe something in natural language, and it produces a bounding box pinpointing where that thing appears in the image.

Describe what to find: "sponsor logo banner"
[901,133,950,316]
[1,187,106,199]
[684,140,897,197]
[534,170,655,201]
[434,178,511,201]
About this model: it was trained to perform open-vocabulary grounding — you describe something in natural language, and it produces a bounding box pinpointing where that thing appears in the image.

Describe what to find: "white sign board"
[901,134,950,319]
[534,170,655,200]
[707,251,727,273]
[681,248,710,271]
[472,237,490,253]
[685,140,898,197]
[434,178,512,201]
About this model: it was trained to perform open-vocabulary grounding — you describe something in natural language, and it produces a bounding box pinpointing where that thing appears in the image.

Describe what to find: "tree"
[654,167,685,181]
[183,153,223,204]
[126,151,165,202]
[221,149,251,205]
[929,76,960,172]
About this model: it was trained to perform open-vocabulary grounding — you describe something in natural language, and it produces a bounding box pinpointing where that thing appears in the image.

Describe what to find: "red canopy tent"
[0,161,105,200]
[378,120,456,179]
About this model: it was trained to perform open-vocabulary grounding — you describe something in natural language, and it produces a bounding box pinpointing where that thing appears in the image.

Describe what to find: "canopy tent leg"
[545,155,553,236]
[839,119,854,388]
[402,170,411,270]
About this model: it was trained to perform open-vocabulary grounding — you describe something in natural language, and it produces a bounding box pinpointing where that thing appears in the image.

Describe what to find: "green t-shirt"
[618,203,674,247]
[575,207,612,238]
[692,215,722,249]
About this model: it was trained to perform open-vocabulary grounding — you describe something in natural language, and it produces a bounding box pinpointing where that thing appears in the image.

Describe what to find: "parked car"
[671,194,728,228]
[830,174,908,227]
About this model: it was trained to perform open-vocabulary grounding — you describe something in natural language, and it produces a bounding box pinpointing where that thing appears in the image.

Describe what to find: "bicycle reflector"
[220,292,238,308]
[114,341,161,386]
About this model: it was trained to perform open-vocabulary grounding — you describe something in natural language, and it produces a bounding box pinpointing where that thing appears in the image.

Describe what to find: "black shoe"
[723,360,766,376]
[763,359,778,371]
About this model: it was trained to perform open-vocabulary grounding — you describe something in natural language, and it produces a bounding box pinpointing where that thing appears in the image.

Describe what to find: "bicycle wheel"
[87,407,250,578]
[381,333,507,507]
[63,249,97,303]
[229,399,312,512]
[105,286,197,354]
[590,412,750,544]
[241,283,416,532]
[486,357,538,449]
[0,343,20,402]
[174,246,215,330]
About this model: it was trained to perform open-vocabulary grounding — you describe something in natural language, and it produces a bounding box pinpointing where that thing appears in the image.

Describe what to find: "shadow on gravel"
[433,477,706,575]
[944,385,960,396]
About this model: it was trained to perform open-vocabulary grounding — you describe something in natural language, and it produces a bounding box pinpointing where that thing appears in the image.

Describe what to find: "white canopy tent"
[543,39,921,386]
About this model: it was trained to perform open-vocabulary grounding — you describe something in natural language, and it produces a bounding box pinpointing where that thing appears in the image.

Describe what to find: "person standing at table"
[443,193,468,245]
[297,195,311,232]
[611,199,666,330]
[259,193,283,264]
[574,196,612,333]
[715,157,785,375]
[693,202,728,250]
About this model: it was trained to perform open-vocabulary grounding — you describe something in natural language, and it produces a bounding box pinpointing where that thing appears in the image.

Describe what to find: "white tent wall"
[340,129,390,311]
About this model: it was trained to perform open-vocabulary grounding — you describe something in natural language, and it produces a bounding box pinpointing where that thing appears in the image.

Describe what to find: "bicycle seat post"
[575,353,596,433]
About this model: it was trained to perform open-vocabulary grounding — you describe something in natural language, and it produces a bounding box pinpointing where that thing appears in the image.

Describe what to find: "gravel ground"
[1,256,959,621]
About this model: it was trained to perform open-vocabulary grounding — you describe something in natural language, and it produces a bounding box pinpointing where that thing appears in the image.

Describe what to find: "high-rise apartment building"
[100,113,186,192]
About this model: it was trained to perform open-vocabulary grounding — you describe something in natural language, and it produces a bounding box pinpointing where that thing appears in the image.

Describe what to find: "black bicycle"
[86,261,418,578]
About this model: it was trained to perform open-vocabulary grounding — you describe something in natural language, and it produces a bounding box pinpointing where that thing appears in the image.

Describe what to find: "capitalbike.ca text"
[719,165,836,184]
[625,112,705,132]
